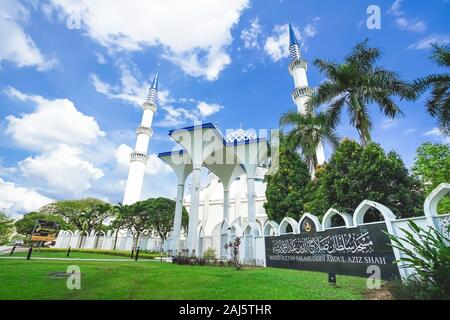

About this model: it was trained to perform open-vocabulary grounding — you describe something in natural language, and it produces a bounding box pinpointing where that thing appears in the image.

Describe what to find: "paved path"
[0,256,172,262]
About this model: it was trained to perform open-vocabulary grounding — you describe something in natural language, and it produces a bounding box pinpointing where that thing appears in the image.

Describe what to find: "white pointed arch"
[263,221,280,237]
[229,222,243,237]
[353,200,396,235]
[220,219,229,235]
[198,226,205,237]
[279,217,298,235]
[94,230,106,237]
[298,213,322,233]
[322,208,353,229]
[424,183,450,223]
[243,222,260,237]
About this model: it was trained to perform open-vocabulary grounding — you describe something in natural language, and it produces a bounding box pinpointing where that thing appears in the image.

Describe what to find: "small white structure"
[158,123,270,257]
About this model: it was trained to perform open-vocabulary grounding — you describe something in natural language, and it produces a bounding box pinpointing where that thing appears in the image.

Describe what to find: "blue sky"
[0,0,449,217]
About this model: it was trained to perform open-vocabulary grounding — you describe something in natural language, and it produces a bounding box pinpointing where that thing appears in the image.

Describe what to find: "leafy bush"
[389,277,447,300]
[305,140,424,219]
[203,247,217,261]
[387,221,450,299]
[38,248,163,259]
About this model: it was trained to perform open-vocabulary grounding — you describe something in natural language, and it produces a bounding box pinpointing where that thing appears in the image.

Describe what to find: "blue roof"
[158,122,269,159]
[158,150,184,158]
[289,22,299,47]
[151,69,159,90]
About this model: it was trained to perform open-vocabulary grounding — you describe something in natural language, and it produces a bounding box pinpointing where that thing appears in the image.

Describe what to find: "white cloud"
[303,24,317,38]
[47,0,249,80]
[156,101,223,128]
[264,25,292,62]
[157,105,199,128]
[395,18,426,33]
[424,127,450,144]
[388,0,426,33]
[115,144,171,175]
[0,0,55,70]
[5,87,105,151]
[0,178,53,215]
[263,21,319,62]
[381,119,399,130]
[197,102,224,117]
[95,52,107,64]
[91,63,171,106]
[19,144,104,196]
[264,24,298,62]
[408,34,450,50]
[388,0,403,16]
[241,17,262,49]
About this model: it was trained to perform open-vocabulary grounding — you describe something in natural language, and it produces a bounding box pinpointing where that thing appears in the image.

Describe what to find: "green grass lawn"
[7,250,130,260]
[0,257,369,300]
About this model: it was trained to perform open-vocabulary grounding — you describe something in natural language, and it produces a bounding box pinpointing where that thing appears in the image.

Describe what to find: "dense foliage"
[14,211,73,236]
[40,198,112,233]
[307,39,415,147]
[280,110,339,178]
[115,197,189,250]
[264,139,311,222]
[139,197,189,245]
[304,140,424,219]
[388,221,450,300]
[412,142,450,214]
[414,43,450,134]
[0,211,14,245]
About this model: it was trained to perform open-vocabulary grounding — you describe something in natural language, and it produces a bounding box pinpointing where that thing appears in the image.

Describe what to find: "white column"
[186,166,201,256]
[247,176,256,225]
[223,189,230,222]
[171,182,185,255]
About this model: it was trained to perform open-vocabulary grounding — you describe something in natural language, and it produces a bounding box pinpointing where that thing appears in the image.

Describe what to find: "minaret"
[288,22,326,169]
[122,70,159,205]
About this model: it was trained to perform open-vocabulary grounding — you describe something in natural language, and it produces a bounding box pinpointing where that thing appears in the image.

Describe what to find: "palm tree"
[111,203,129,250]
[307,39,415,147]
[280,110,339,178]
[414,43,450,134]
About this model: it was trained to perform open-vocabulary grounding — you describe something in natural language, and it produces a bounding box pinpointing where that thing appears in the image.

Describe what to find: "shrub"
[203,247,216,261]
[37,248,163,259]
[390,277,446,300]
[224,237,241,270]
[387,220,450,299]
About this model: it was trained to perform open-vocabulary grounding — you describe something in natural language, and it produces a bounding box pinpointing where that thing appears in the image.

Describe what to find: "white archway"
[278,217,298,235]
[219,220,229,258]
[424,183,450,226]
[198,226,205,256]
[298,213,322,233]
[353,200,396,235]
[353,200,396,225]
[94,230,106,249]
[322,208,353,229]
[263,221,280,237]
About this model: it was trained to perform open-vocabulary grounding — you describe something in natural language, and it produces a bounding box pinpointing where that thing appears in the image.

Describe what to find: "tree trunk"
[113,229,119,250]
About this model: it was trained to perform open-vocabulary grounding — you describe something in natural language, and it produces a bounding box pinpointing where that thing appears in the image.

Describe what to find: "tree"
[307,39,414,147]
[110,203,130,250]
[305,139,424,220]
[14,212,72,236]
[264,137,311,223]
[412,142,450,214]
[121,202,152,250]
[280,110,339,178]
[40,198,112,233]
[141,197,189,251]
[414,43,450,134]
[0,211,14,245]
